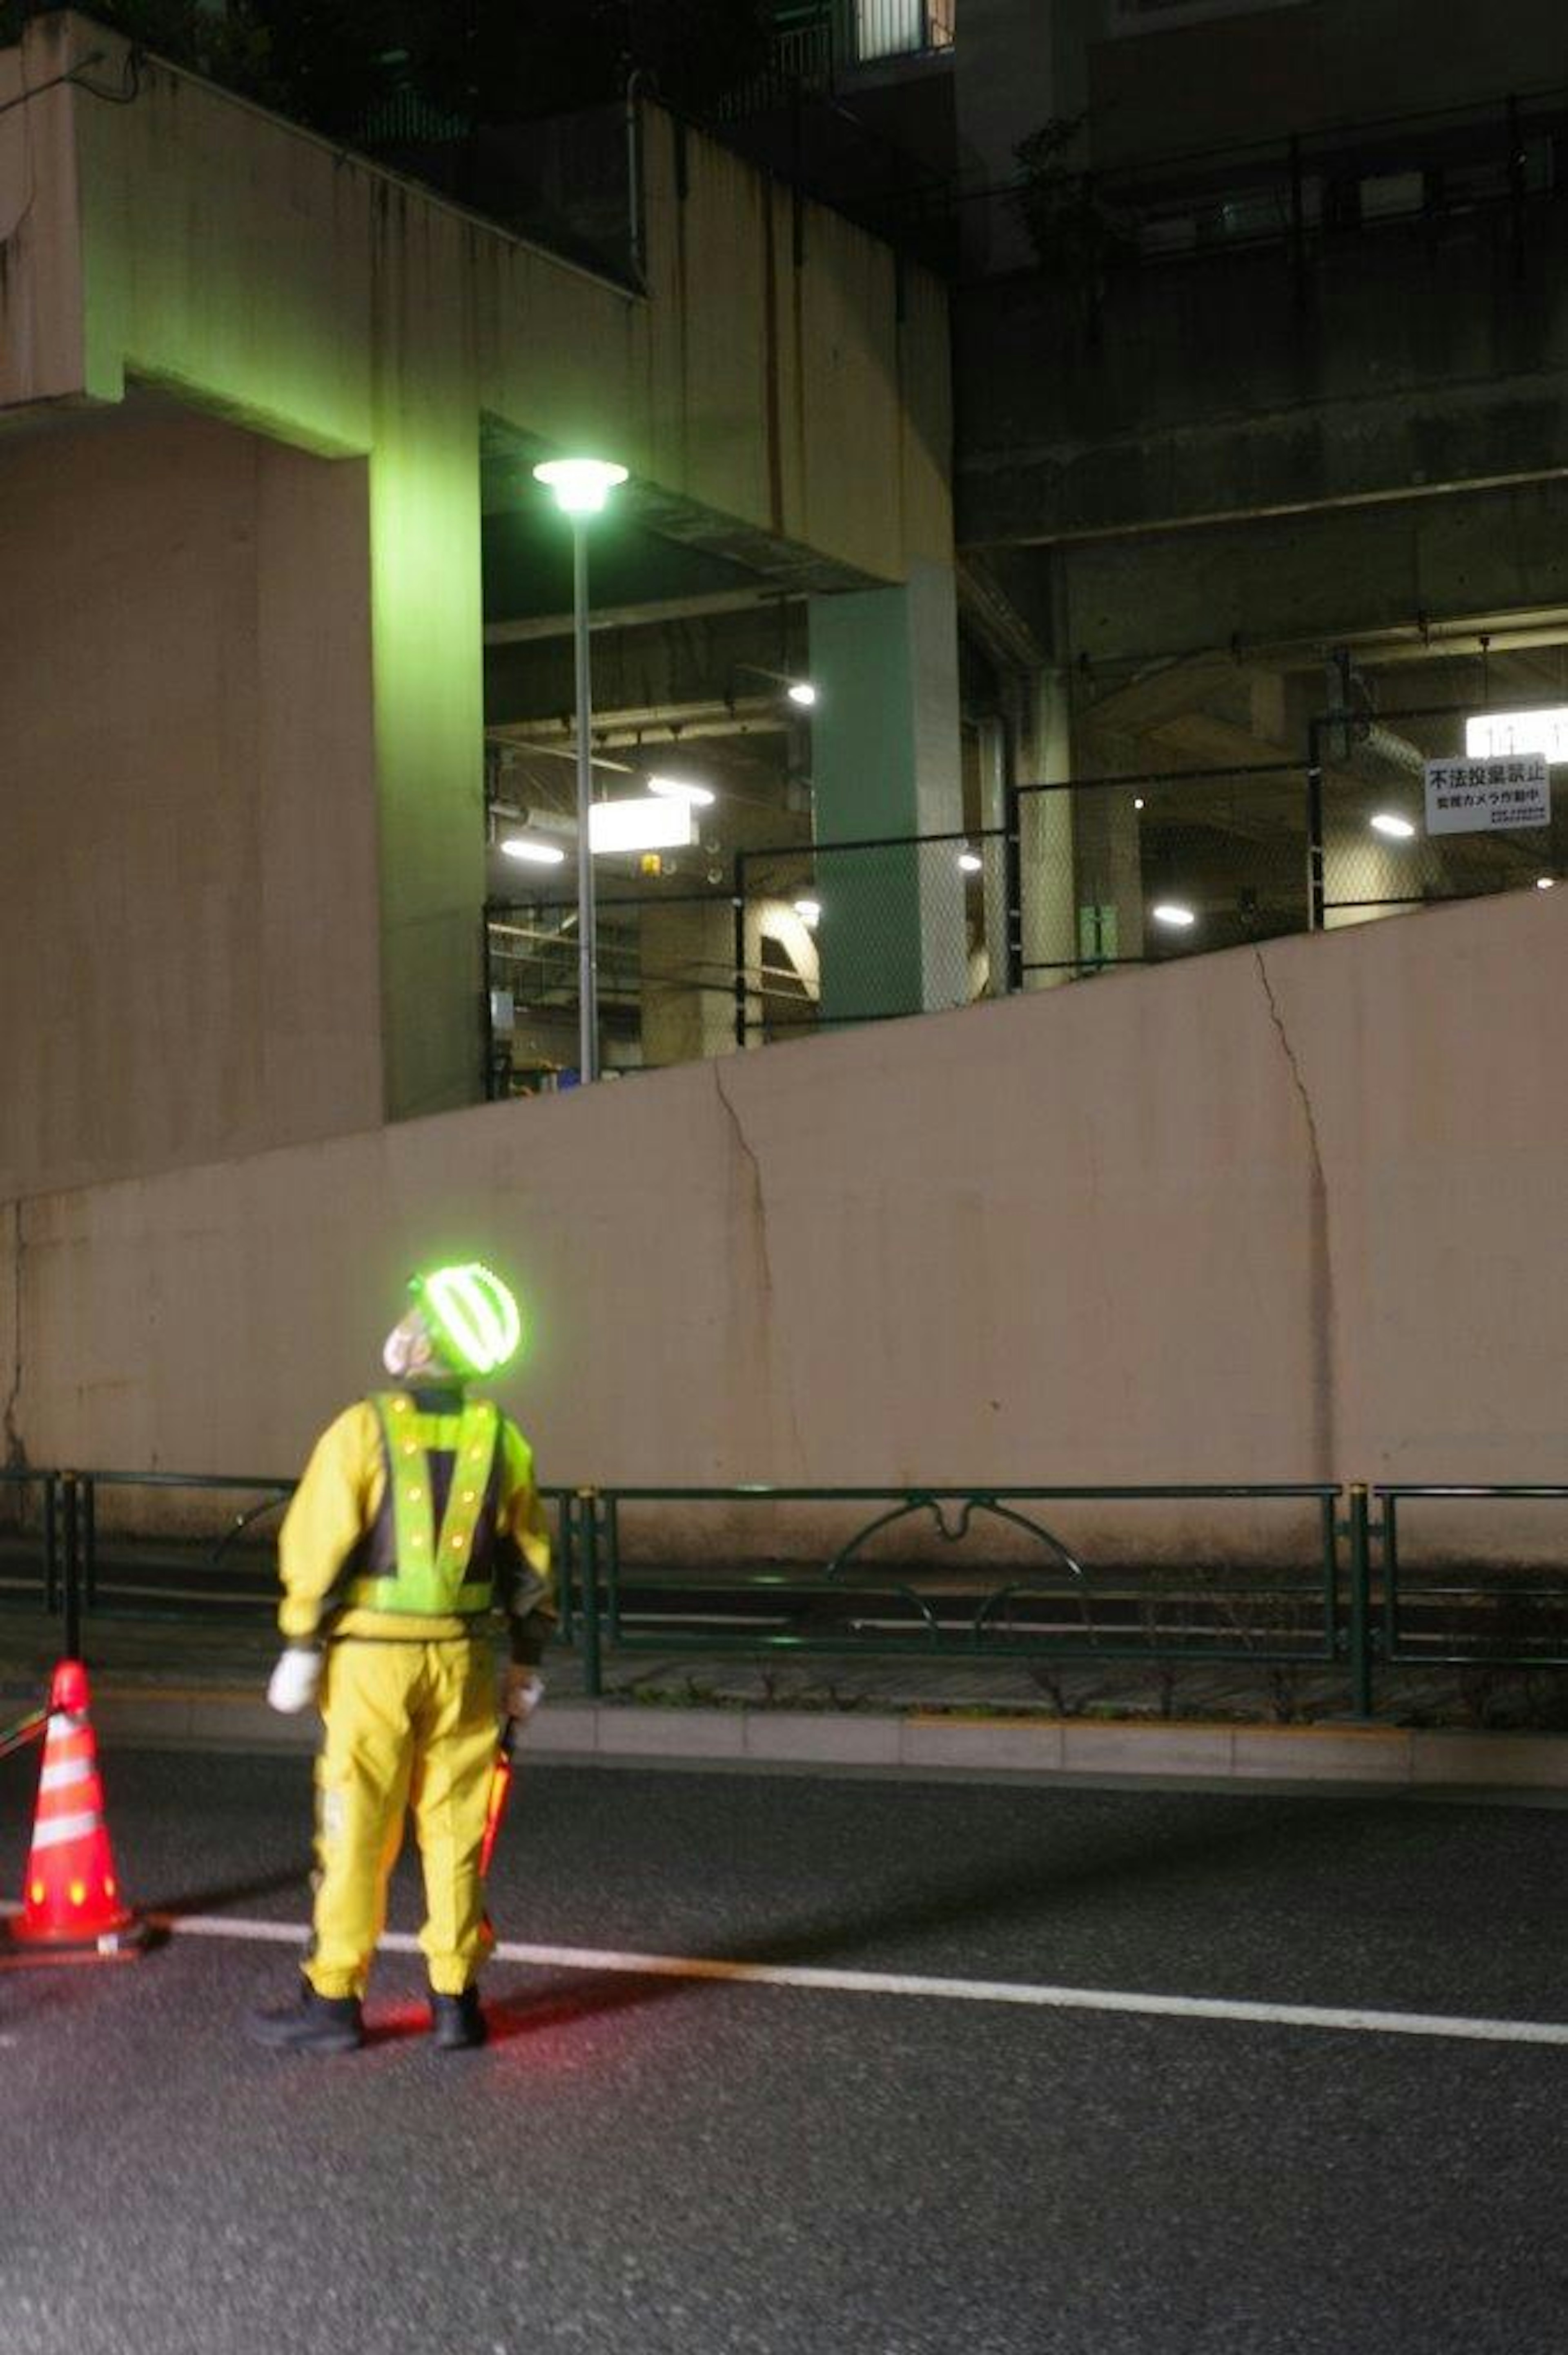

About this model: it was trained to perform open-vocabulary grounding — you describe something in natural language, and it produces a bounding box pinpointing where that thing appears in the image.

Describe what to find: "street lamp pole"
[569,515,597,1083]
[532,456,628,1086]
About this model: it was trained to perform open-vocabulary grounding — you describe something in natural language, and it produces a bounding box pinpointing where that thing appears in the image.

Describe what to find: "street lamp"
[532,455,629,1082]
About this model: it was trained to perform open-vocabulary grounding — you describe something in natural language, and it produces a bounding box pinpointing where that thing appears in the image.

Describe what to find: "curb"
[83,1688,1568,1789]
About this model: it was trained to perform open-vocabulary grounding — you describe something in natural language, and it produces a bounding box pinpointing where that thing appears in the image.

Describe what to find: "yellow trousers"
[305,1638,499,2001]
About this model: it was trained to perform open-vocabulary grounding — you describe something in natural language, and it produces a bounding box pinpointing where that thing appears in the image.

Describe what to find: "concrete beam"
[957,204,1568,549]
[1055,479,1568,675]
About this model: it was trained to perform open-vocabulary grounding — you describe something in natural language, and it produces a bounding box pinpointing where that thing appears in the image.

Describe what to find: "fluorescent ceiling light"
[1370,812,1416,839]
[532,457,628,516]
[588,796,697,855]
[793,897,822,927]
[1150,902,1196,929]
[646,774,716,807]
[1465,707,1568,762]
[500,837,567,865]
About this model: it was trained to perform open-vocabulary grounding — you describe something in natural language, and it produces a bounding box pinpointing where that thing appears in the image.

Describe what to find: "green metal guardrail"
[581,1482,1349,1703]
[0,1467,59,1622]
[1366,1484,1568,1683]
[6,1472,1568,1724]
[0,1470,581,1663]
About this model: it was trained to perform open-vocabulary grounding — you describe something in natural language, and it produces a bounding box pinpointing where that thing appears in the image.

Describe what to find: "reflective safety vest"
[341,1392,503,1617]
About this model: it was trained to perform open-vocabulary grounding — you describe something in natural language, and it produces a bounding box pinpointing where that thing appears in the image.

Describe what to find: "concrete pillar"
[1072,789,1147,965]
[808,560,967,1021]
[370,382,486,1123]
[1016,665,1079,986]
[640,900,737,1065]
[0,404,383,1198]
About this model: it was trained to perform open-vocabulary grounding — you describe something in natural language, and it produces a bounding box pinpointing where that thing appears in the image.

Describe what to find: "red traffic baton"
[478,1715,519,1880]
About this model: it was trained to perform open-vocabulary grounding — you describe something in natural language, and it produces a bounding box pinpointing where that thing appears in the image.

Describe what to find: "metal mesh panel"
[1017,766,1310,974]
[486,889,737,1088]
[1316,705,1564,916]
[737,829,1009,1040]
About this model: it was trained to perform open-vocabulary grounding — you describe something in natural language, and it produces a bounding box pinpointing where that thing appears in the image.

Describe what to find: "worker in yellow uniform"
[247,1261,553,2055]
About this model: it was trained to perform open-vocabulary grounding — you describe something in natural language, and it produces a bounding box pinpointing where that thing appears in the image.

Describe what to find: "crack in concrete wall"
[711,1059,808,1474]
[712,1059,775,1305]
[1254,948,1336,1480]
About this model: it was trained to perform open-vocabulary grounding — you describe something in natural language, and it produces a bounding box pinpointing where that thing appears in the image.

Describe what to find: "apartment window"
[855,1,955,64]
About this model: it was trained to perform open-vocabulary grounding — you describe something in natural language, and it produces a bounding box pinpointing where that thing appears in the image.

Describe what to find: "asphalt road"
[2,1746,1566,2355]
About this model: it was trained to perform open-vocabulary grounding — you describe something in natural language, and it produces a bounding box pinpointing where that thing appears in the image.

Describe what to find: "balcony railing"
[720,2,954,119]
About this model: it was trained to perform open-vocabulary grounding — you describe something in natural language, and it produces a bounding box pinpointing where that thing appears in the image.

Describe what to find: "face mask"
[382,1311,444,1383]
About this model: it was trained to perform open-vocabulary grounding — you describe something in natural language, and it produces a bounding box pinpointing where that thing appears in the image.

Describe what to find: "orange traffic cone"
[6,1660,147,1960]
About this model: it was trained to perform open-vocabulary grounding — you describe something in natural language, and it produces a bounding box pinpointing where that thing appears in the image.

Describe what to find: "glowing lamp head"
[786,680,817,708]
[532,457,628,517]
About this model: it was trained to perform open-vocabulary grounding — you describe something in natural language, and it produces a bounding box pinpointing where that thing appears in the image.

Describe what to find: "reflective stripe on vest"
[342,1393,501,1617]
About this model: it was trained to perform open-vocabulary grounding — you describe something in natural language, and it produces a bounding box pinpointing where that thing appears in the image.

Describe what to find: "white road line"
[158,1912,1568,2049]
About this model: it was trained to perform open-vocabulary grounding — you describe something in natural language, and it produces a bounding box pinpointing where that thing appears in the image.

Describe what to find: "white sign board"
[1424,753,1550,835]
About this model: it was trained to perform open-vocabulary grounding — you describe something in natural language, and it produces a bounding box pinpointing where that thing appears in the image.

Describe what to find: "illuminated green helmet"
[409,1262,523,1378]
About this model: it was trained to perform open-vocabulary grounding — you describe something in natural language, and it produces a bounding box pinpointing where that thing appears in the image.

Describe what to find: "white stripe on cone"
[29,1808,104,1852]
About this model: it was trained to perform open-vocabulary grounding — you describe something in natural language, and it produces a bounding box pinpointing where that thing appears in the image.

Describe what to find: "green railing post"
[577,1486,602,1699]
[1346,1482,1373,1719]
[82,1474,97,1610]
[43,1472,59,1616]
[60,1472,82,1664]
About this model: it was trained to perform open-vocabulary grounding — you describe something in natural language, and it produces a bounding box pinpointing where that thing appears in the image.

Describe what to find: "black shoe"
[246,1982,364,2054]
[430,1985,487,2050]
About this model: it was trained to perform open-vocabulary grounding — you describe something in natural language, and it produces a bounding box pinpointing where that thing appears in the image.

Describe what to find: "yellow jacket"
[277,1394,554,1659]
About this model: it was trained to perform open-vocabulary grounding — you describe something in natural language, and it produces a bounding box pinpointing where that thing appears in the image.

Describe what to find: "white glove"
[267,1648,323,1715]
[501,1666,544,1723]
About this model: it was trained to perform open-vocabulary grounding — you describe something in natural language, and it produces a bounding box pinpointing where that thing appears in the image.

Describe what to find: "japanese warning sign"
[1423,752,1550,835]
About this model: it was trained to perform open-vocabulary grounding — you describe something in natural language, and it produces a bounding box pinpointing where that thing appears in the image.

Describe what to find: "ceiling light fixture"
[735,661,818,709]
[499,837,567,865]
[646,774,717,807]
[1465,707,1568,763]
[588,796,697,856]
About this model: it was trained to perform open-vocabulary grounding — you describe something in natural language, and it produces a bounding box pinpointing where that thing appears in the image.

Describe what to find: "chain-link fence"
[485,888,738,1092]
[1016,764,1310,976]
[1312,703,1564,922]
[483,719,1562,1081]
[734,827,1011,1042]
